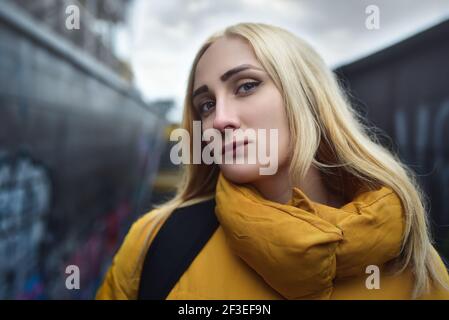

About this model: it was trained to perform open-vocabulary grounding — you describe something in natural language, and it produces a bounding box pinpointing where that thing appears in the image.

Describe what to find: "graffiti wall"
[0,9,166,298]
[336,20,449,259]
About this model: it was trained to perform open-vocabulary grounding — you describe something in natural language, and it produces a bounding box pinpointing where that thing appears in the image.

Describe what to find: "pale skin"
[192,35,346,208]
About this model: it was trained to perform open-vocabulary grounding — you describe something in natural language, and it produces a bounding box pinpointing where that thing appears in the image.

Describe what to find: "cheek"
[241,87,285,129]
[242,91,290,164]
[201,117,214,132]
[276,108,291,165]
[259,91,290,164]
[278,126,291,164]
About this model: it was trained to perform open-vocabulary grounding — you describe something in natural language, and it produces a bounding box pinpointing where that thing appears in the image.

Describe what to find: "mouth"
[222,139,249,155]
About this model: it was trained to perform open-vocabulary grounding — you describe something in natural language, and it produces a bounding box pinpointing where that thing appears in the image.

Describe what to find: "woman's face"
[192,35,290,184]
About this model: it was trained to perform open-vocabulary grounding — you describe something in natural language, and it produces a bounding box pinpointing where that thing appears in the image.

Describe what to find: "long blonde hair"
[146,22,448,299]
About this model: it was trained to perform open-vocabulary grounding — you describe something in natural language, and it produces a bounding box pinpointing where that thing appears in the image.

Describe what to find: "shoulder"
[95,208,168,299]
[96,197,216,299]
[123,196,216,266]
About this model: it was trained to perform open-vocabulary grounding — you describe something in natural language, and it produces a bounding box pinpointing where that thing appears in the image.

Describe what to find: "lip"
[222,139,249,155]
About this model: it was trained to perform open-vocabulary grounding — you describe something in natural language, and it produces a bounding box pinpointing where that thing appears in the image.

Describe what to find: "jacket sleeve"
[95,209,165,300]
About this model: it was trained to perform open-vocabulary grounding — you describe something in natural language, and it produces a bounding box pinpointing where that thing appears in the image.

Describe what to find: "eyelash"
[197,81,261,116]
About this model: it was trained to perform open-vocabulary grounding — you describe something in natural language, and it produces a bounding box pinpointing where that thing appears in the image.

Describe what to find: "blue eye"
[199,101,215,115]
[236,81,261,94]
[196,81,261,117]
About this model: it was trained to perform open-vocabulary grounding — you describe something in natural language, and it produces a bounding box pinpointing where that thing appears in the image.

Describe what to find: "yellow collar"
[215,172,404,299]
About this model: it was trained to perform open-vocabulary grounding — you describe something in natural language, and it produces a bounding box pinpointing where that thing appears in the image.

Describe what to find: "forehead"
[194,36,262,88]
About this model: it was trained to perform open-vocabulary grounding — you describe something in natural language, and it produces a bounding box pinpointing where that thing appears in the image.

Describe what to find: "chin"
[218,163,264,184]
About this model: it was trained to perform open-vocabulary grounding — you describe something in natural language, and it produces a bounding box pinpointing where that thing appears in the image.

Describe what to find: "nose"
[212,98,240,133]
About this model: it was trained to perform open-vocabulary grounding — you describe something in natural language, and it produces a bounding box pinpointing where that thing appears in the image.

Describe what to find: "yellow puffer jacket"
[96,174,449,300]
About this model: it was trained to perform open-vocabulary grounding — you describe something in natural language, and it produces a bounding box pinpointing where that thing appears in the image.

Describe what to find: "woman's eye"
[236,81,261,95]
[197,81,260,116]
[199,101,215,115]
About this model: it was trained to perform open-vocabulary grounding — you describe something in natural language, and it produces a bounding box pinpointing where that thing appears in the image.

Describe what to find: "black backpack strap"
[137,198,218,300]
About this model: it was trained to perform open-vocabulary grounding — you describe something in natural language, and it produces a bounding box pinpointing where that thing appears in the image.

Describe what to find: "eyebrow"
[192,64,263,99]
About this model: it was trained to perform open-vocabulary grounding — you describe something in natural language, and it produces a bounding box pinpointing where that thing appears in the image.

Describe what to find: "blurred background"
[0,0,448,299]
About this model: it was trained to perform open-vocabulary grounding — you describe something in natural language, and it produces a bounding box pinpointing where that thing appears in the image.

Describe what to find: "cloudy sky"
[114,0,449,122]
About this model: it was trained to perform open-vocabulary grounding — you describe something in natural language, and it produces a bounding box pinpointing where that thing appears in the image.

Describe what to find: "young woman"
[96,22,449,300]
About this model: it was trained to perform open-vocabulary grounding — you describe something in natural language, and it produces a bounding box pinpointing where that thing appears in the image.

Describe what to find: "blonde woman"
[96,22,449,300]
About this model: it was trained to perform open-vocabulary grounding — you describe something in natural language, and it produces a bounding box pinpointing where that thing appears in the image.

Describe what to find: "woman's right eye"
[199,101,215,115]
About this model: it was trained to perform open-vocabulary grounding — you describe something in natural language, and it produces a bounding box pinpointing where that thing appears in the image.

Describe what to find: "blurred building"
[8,0,134,82]
[0,1,169,299]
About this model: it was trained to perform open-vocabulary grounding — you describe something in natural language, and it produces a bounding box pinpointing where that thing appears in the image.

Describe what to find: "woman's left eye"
[236,81,261,95]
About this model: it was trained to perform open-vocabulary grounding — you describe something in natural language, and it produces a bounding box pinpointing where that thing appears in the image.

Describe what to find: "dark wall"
[0,16,166,298]
[335,20,449,259]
